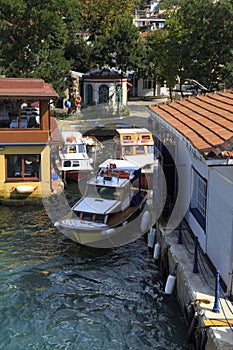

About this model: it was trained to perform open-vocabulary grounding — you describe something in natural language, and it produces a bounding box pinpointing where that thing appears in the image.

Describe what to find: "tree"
[104,15,146,72]
[0,0,81,95]
[166,0,233,91]
[77,0,137,38]
[145,30,164,96]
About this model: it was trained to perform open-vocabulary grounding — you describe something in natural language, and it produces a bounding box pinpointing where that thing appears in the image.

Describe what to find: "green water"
[0,204,192,350]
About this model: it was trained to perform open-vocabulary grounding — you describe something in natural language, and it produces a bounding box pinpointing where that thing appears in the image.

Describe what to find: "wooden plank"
[203,319,233,327]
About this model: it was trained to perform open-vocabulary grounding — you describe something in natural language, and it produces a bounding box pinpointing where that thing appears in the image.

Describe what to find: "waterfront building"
[0,78,60,199]
[150,91,233,294]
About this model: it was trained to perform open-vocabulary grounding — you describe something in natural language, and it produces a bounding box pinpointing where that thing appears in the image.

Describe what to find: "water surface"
[0,205,191,350]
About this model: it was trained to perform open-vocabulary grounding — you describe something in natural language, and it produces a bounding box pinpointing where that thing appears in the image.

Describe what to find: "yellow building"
[0,78,59,199]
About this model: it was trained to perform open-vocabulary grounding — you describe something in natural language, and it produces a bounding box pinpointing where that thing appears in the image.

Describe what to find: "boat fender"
[147,227,156,248]
[153,242,161,259]
[140,210,152,233]
[165,263,178,295]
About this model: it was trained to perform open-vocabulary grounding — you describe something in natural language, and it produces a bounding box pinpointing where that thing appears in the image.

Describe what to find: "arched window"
[86,84,93,104]
[99,85,109,104]
[115,84,122,104]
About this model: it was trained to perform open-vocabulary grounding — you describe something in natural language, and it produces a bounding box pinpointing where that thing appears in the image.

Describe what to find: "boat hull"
[54,201,153,248]
[62,170,92,182]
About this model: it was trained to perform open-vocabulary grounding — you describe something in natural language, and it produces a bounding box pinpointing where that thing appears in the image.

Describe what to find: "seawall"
[152,221,233,349]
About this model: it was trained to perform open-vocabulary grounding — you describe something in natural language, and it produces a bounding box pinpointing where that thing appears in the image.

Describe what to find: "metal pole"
[193,236,199,273]
[213,269,220,313]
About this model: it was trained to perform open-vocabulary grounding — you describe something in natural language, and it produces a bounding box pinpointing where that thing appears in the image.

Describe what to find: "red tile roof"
[150,91,233,158]
[0,78,58,100]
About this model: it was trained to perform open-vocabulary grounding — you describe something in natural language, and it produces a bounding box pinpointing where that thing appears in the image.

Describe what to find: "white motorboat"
[54,158,153,246]
[57,131,93,182]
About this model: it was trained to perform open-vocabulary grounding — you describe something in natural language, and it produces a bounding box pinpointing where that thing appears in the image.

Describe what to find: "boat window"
[77,144,86,153]
[123,146,133,155]
[141,135,150,141]
[147,146,154,154]
[69,146,77,153]
[95,214,105,223]
[6,154,40,181]
[98,186,121,200]
[82,212,93,221]
[86,184,121,200]
[136,145,145,154]
[123,135,131,141]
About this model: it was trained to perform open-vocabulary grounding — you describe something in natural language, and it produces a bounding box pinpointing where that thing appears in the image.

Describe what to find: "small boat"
[54,159,153,246]
[113,128,157,189]
[57,131,93,182]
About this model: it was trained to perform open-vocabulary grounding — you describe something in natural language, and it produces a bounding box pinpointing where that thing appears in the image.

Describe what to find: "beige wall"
[0,145,52,198]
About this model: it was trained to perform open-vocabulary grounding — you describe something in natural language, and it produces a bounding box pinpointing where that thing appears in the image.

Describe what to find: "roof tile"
[150,91,233,158]
[0,78,58,99]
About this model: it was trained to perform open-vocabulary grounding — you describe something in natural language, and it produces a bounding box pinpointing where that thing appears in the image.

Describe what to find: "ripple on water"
[0,205,191,350]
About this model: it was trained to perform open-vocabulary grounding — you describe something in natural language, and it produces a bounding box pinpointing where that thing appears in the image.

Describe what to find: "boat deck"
[107,192,147,227]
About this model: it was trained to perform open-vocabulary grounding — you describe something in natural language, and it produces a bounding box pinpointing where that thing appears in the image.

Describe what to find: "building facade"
[82,67,128,112]
[150,91,233,292]
[0,78,59,199]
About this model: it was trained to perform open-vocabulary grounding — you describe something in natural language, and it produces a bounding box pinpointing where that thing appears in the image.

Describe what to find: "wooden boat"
[54,159,153,246]
[113,128,157,189]
[57,131,93,183]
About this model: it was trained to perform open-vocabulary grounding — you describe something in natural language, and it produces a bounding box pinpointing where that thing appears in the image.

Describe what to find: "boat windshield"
[78,144,86,153]
[67,144,86,153]
[86,184,121,200]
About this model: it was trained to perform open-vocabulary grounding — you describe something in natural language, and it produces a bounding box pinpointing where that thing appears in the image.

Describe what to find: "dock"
[154,221,233,349]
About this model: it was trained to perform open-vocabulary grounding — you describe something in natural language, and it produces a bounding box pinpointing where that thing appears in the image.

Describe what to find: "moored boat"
[57,131,93,182]
[54,158,153,246]
[113,128,157,189]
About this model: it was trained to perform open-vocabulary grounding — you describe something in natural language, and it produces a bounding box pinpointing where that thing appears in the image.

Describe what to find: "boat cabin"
[114,128,154,161]
[114,128,156,189]
[72,159,145,226]
[57,131,93,181]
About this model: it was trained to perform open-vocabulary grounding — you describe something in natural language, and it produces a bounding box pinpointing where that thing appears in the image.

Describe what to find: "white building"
[150,91,233,294]
[82,67,128,112]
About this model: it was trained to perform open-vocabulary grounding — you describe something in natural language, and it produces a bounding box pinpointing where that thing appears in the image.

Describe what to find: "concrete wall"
[207,166,233,286]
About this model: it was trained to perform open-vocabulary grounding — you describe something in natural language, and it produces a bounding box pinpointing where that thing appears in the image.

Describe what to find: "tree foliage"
[77,0,137,37]
[0,0,80,94]
[165,0,233,90]
[145,0,233,92]
[0,0,233,96]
